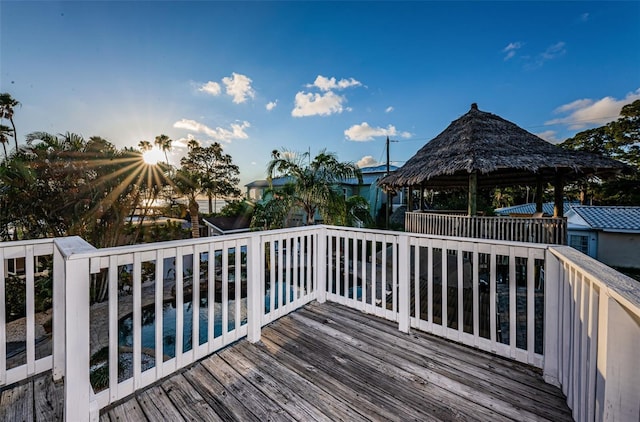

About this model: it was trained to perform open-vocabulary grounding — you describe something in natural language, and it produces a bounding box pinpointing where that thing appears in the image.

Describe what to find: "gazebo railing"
[406,212,567,245]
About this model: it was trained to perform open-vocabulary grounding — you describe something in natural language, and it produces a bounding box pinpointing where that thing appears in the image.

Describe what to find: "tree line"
[0,93,242,248]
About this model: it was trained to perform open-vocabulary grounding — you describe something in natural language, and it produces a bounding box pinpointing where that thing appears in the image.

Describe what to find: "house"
[340,164,401,218]
[244,165,400,221]
[244,176,295,202]
[566,206,640,269]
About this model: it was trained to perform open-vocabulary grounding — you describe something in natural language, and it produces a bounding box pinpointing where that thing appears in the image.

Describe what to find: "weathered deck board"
[218,346,333,421]
[33,372,63,422]
[136,386,186,421]
[0,302,573,421]
[0,380,33,421]
[233,342,371,422]
[161,373,222,421]
[301,303,572,418]
[181,363,256,422]
[295,304,572,421]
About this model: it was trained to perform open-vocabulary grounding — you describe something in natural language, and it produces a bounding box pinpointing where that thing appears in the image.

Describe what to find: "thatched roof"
[379,104,629,189]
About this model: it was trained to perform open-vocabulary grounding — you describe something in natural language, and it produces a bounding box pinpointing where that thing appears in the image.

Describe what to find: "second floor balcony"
[1,225,638,421]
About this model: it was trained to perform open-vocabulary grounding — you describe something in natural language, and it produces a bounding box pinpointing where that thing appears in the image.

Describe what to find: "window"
[569,234,589,254]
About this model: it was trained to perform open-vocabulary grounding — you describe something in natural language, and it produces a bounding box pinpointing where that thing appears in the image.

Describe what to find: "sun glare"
[142,148,163,165]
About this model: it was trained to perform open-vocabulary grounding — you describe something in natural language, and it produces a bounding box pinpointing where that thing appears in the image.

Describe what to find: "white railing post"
[596,295,640,422]
[247,234,262,343]
[53,237,97,422]
[397,233,410,333]
[543,249,561,387]
[64,255,92,422]
[52,243,66,381]
[316,227,327,303]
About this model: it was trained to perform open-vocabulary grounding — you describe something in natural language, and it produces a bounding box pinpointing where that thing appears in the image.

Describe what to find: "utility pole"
[386,137,390,229]
[384,137,399,230]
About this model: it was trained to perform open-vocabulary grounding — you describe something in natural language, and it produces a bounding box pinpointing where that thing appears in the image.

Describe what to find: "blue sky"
[1,1,639,186]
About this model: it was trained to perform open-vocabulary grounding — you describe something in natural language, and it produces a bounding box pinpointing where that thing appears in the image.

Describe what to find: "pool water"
[118,284,295,359]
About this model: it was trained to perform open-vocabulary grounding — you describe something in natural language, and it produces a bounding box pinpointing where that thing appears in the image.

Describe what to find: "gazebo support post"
[553,173,564,217]
[468,171,478,216]
[420,185,425,211]
[408,186,413,211]
[536,176,544,214]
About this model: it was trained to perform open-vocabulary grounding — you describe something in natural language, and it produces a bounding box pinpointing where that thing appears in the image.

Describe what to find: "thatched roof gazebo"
[379,103,629,218]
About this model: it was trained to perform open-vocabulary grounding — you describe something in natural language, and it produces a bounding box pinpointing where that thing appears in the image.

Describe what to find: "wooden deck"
[1,302,572,421]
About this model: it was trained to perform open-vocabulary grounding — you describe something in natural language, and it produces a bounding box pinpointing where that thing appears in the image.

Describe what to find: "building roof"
[567,206,640,233]
[202,215,252,235]
[337,165,398,186]
[495,201,578,216]
[247,167,397,188]
[245,176,295,188]
[360,164,399,174]
[379,104,629,189]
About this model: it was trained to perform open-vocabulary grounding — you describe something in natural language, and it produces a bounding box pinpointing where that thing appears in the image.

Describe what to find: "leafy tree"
[172,167,202,238]
[181,142,241,214]
[334,195,374,227]
[250,185,295,230]
[266,149,362,226]
[559,99,640,205]
[218,199,254,218]
[0,131,172,245]
[0,93,20,152]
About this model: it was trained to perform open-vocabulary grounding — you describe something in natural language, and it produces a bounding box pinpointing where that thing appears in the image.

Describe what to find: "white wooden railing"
[0,238,56,386]
[406,211,568,245]
[1,226,638,421]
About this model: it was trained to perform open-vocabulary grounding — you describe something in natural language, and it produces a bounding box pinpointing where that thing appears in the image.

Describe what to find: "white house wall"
[597,232,640,269]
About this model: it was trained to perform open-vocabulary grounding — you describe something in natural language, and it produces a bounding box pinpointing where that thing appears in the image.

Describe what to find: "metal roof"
[568,206,640,232]
[494,201,578,216]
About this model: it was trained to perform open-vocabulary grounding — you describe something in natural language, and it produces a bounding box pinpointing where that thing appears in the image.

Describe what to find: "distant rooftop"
[494,201,578,216]
[245,176,295,188]
[359,164,399,173]
[567,206,640,232]
[246,166,397,188]
[202,215,252,235]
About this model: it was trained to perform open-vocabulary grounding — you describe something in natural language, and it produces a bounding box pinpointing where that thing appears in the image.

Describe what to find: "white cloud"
[173,133,196,149]
[291,91,346,117]
[535,130,561,144]
[222,72,255,104]
[173,118,250,143]
[357,155,379,168]
[545,88,640,130]
[344,122,412,142]
[266,100,278,111]
[502,42,522,61]
[307,75,362,91]
[580,12,589,22]
[199,81,221,96]
[540,41,566,61]
[554,99,593,114]
[385,106,394,113]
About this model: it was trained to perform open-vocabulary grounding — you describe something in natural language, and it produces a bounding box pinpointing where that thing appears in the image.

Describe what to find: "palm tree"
[138,140,153,152]
[0,124,12,160]
[154,134,172,163]
[187,138,200,151]
[266,149,362,226]
[0,93,20,152]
